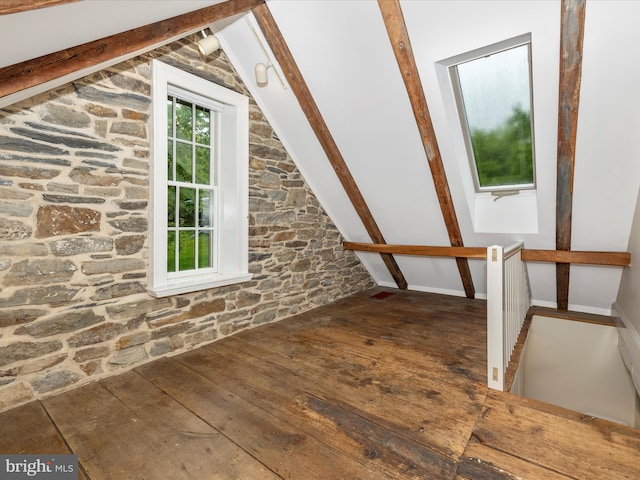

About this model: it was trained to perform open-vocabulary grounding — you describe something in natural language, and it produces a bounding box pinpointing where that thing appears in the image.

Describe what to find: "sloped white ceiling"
[222,0,640,314]
[2,0,639,314]
[0,1,234,107]
[0,1,227,69]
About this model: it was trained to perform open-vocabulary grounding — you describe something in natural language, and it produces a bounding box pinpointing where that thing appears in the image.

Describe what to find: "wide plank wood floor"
[2,288,639,479]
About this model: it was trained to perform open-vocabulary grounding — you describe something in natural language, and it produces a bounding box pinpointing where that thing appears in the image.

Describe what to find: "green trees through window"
[470,106,533,187]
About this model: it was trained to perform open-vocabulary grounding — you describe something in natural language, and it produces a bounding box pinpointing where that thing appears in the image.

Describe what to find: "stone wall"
[0,36,374,411]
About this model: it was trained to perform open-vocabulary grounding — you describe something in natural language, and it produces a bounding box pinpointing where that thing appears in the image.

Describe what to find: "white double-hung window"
[150,60,251,297]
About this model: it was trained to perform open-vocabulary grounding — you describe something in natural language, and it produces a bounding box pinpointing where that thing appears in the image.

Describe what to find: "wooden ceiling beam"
[252,3,408,290]
[522,249,629,267]
[377,0,475,299]
[344,242,487,259]
[556,0,587,310]
[0,0,80,16]
[0,0,264,100]
[344,242,630,268]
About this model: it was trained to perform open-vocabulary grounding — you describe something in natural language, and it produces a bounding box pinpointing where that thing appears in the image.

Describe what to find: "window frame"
[448,34,536,194]
[150,60,252,297]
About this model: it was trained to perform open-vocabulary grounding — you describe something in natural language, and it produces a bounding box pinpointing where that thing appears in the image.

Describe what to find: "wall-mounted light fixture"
[255,62,270,87]
[196,29,220,60]
[246,16,286,89]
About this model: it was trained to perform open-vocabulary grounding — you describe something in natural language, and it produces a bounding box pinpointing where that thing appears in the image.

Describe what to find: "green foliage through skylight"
[470,106,533,188]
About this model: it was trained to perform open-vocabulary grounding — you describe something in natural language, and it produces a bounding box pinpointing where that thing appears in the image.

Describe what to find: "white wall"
[256,1,640,313]
[518,316,638,427]
[616,187,640,334]
[614,183,640,403]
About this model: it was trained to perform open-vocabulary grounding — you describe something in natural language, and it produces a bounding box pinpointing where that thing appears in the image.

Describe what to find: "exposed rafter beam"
[0,0,80,16]
[344,242,487,259]
[252,2,408,290]
[0,0,264,101]
[344,242,630,268]
[523,249,629,267]
[556,0,587,310]
[377,0,475,299]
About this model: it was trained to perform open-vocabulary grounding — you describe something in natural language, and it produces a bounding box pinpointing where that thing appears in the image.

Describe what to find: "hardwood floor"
[1,288,639,479]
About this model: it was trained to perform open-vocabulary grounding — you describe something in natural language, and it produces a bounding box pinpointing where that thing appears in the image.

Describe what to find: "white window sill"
[149,273,254,298]
[473,190,538,234]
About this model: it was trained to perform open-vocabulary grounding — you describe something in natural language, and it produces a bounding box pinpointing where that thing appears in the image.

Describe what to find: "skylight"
[450,39,535,193]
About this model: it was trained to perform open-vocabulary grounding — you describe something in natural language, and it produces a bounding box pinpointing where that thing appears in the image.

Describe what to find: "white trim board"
[532,299,612,317]
[612,301,640,397]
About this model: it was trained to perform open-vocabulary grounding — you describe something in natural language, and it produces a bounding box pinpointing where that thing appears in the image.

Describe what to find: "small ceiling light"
[246,15,286,89]
[196,30,220,60]
[255,62,269,87]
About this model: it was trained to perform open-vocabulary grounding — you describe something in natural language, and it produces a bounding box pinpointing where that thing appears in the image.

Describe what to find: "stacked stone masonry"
[0,36,375,411]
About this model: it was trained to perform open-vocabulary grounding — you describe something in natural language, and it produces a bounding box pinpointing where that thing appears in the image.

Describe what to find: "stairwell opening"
[509,315,640,427]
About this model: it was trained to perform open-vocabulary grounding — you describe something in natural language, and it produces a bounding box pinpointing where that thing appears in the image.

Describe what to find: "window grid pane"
[198,231,211,269]
[176,142,193,183]
[167,185,176,227]
[196,146,211,184]
[175,99,192,141]
[167,231,176,273]
[195,105,211,145]
[167,140,174,181]
[178,230,196,271]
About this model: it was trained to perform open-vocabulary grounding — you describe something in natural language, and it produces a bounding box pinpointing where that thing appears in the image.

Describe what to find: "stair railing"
[486,242,531,391]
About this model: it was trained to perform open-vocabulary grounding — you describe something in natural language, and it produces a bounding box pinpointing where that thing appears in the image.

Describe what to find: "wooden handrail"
[343,242,486,259]
[343,242,630,267]
[521,249,630,267]
[502,242,525,260]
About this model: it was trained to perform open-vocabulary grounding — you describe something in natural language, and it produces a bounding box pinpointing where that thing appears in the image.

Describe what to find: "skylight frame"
[448,35,537,194]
